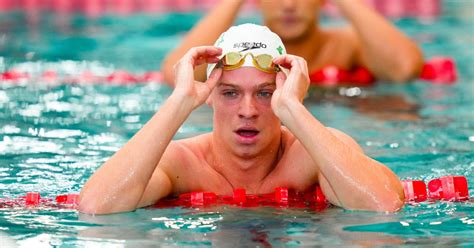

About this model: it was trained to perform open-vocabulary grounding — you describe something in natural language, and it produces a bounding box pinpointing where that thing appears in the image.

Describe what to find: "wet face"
[258,0,323,42]
[209,67,282,158]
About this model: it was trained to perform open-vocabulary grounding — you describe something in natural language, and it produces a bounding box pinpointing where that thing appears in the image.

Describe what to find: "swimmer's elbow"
[77,197,109,215]
[77,201,103,215]
[390,49,424,83]
[347,195,404,213]
[77,192,136,215]
[78,201,135,215]
[378,196,405,213]
[375,185,405,213]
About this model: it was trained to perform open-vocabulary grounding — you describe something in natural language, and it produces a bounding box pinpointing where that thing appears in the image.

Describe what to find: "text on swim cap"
[234,42,268,51]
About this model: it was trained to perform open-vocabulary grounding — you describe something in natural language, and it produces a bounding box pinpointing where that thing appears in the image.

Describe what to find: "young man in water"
[79,24,404,215]
[162,0,423,85]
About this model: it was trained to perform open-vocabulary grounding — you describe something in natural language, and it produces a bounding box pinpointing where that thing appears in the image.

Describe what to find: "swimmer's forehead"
[217,81,276,89]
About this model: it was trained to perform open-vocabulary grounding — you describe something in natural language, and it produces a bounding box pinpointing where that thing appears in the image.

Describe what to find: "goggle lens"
[254,54,273,70]
[224,52,243,66]
[220,52,279,73]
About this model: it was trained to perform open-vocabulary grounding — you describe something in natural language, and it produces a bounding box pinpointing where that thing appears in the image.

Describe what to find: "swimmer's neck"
[209,133,283,193]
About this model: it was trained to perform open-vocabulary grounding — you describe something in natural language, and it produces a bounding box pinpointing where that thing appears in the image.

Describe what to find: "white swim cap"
[206,23,287,78]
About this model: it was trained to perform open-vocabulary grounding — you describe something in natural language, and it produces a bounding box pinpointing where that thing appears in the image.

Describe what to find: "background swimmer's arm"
[79,47,222,215]
[273,55,404,212]
[334,0,424,82]
[161,0,244,86]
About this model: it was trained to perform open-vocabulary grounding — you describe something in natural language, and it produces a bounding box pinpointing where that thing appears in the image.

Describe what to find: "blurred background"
[1,0,470,77]
[0,1,473,247]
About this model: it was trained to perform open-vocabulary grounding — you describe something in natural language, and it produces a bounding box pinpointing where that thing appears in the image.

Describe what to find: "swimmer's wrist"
[167,93,195,112]
[274,98,305,121]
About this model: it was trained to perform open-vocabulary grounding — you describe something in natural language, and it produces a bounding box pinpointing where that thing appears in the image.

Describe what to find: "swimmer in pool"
[79,24,404,214]
[161,0,423,86]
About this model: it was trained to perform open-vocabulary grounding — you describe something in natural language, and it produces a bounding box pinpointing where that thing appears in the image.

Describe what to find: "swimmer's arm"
[334,0,424,82]
[78,96,193,215]
[136,161,174,209]
[161,0,244,85]
[272,55,404,212]
[79,47,222,215]
[281,102,404,212]
[136,143,192,208]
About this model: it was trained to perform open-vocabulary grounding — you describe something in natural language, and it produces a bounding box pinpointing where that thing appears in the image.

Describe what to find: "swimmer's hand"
[271,55,310,119]
[172,46,223,109]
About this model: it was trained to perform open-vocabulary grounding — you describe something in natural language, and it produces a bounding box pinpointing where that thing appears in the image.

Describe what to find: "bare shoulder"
[333,26,365,66]
[258,127,319,192]
[161,133,212,168]
[280,127,314,165]
[324,26,358,43]
[330,26,358,40]
[159,133,212,177]
[326,127,364,153]
[158,133,214,194]
[316,26,360,70]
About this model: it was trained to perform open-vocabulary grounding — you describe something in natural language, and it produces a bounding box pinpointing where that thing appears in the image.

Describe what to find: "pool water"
[1,1,473,247]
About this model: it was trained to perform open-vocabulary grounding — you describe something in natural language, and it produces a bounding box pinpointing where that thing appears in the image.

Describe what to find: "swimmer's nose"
[238,95,258,119]
[282,0,297,10]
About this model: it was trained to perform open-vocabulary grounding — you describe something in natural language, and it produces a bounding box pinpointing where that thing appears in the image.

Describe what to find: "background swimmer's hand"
[271,55,310,118]
[171,46,223,110]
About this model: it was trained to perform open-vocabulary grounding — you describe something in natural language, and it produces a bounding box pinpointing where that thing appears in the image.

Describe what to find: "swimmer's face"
[257,0,323,42]
[209,67,281,157]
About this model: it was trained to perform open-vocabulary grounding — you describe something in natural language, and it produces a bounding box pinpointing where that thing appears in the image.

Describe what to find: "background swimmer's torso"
[0,1,473,246]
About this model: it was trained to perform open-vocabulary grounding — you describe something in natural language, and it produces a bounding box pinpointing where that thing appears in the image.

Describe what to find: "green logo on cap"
[277,46,283,55]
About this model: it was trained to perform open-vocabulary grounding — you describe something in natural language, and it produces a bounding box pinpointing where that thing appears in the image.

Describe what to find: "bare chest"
[177,151,319,196]
[168,134,319,196]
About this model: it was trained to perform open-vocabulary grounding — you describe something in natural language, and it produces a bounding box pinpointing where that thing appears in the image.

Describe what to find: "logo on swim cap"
[277,46,284,55]
[207,23,287,78]
[233,42,268,51]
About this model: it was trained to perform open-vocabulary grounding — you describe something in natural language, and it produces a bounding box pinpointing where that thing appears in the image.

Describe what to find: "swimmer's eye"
[257,90,273,98]
[222,90,238,98]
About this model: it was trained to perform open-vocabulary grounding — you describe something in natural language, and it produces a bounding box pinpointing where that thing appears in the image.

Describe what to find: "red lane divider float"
[1,70,30,81]
[0,70,165,85]
[310,57,457,87]
[310,66,375,87]
[151,186,329,211]
[419,56,457,84]
[0,187,329,211]
[0,192,79,209]
[0,57,457,86]
[402,175,469,203]
[0,175,469,210]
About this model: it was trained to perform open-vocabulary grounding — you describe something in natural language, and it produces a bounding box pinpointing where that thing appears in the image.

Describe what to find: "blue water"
[1,1,473,246]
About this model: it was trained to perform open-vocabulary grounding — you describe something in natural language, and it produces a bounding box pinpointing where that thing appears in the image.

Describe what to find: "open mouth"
[282,15,300,25]
[235,128,259,137]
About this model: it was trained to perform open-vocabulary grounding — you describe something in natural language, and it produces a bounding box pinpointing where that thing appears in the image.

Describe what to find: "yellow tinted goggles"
[217,52,280,73]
